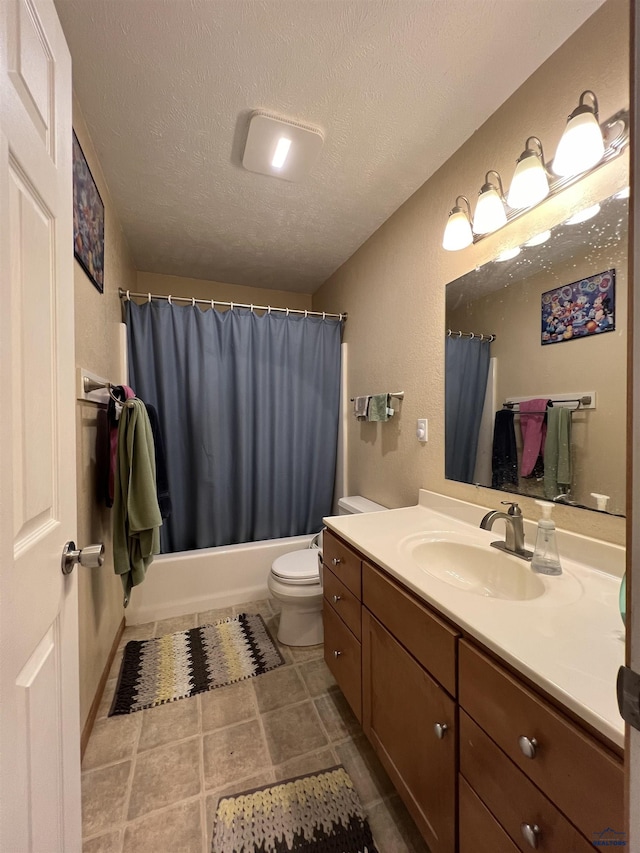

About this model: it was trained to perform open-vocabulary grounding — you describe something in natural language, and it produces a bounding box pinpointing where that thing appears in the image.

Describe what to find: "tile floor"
[82,599,430,853]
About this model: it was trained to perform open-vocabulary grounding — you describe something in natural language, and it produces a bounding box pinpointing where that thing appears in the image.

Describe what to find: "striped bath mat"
[212,766,378,853]
[110,613,284,715]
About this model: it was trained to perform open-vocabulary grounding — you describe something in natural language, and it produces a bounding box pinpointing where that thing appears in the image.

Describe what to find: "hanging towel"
[368,393,391,422]
[491,410,519,489]
[353,396,370,420]
[519,398,550,477]
[107,385,136,505]
[145,402,172,520]
[544,406,572,499]
[95,408,111,506]
[113,398,162,606]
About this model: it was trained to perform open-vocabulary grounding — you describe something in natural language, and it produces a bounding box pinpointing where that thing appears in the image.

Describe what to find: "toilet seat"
[271,550,320,585]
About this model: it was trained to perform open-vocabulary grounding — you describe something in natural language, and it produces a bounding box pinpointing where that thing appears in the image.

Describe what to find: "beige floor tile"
[264,615,293,664]
[203,719,269,790]
[314,687,361,742]
[122,798,202,853]
[288,643,324,663]
[138,696,200,752]
[154,613,198,637]
[273,747,338,782]
[82,714,141,771]
[82,830,123,853]
[335,736,395,807]
[267,597,281,614]
[82,761,131,838]
[298,658,337,697]
[233,599,272,619]
[119,622,155,647]
[261,701,328,765]
[253,666,306,713]
[205,773,275,842]
[96,680,118,720]
[197,606,233,625]
[127,737,201,820]
[367,795,430,852]
[200,681,257,732]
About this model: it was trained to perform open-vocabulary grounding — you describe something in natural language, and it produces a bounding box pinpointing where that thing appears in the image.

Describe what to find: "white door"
[0,0,80,850]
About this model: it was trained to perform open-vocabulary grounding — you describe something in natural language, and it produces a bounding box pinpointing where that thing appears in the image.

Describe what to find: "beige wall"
[313,0,629,544]
[73,95,136,728]
[448,240,627,513]
[137,271,312,312]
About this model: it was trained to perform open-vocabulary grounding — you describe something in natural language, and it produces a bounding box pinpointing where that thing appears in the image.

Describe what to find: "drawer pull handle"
[433,722,448,739]
[333,594,342,603]
[521,823,541,849]
[518,736,538,759]
[333,650,342,658]
[332,557,342,566]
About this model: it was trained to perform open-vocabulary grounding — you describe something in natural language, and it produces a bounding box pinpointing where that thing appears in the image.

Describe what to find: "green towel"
[544,407,572,499]
[368,393,391,422]
[113,398,162,604]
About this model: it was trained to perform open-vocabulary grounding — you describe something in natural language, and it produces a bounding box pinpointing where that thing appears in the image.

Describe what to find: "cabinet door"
[362,609,456,853]
[323,602,361,721]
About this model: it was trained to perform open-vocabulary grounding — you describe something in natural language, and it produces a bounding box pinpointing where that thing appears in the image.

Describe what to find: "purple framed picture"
[73,132,104,293]
[541,269,615,345]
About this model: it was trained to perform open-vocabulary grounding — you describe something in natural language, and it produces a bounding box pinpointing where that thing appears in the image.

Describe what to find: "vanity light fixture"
[441,92,628,251]
[507,137,549,209]
[442,196,474,251]
[496,247,521,261]
[615,186,630,199]
[523,230,551,247]
[473,171,508,235]
[565,203,601,225]
[552,91,605,177]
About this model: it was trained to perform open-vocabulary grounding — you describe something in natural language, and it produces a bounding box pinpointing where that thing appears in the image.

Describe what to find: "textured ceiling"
[55,0,604,293]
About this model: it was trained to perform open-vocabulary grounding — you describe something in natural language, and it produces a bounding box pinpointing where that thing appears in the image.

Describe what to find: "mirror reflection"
[445,189,628,517]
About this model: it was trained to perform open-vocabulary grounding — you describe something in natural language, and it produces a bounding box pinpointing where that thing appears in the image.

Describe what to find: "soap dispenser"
[531,500,562,576]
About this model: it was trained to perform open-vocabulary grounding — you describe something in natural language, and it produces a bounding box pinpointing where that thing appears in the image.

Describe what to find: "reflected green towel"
[368,393,390,422]
[544,407,572,498]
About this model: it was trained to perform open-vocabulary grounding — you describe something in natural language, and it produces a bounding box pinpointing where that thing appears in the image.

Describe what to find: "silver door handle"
[518,735,538,759]
[61,541,105,575]
[521,823,541,849]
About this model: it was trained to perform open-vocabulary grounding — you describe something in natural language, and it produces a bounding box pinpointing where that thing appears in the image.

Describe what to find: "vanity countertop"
[323,492,625,748]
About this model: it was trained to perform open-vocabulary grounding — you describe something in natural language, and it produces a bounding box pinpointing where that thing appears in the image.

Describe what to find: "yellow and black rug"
[110,612,284,715]
[212,766,378,853]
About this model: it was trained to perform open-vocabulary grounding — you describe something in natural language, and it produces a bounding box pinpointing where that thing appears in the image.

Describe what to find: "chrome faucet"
[479,501,533,562]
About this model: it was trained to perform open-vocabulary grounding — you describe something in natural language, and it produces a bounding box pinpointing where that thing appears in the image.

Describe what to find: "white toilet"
[268,495,387,646]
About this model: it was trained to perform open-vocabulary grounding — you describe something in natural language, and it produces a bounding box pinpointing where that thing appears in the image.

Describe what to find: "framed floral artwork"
[73,131,104,293]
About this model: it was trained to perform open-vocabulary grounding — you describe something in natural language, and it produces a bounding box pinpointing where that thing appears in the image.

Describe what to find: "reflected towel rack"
[503,394,593,415]
[349,391,404,402]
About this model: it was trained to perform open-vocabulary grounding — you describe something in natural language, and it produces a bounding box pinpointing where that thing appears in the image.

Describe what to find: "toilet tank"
[337,495,387,515]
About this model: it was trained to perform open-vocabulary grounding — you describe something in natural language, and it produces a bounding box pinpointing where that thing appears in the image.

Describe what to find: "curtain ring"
[267,305,271,314]
[446,329,451,337]
[304,309,308,318]
[147,292,151,303]
[168,295,172,305]
[323,312,326,320]
[469,332,475,339]
[230,302,233,311]
[457,331,463,338]
[250,304,254,313]
[126,290,130,301]
[211,299,215,309]
[286,307,290,316]
[192,297,196,307]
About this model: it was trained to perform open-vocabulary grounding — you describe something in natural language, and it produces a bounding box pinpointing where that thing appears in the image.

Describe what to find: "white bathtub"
[125,534,315,626]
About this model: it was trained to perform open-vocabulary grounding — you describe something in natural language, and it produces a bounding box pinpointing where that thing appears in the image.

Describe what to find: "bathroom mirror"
[445,188,628,517]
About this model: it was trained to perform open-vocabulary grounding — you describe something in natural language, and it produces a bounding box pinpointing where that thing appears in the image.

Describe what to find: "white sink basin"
[406,538,545,601]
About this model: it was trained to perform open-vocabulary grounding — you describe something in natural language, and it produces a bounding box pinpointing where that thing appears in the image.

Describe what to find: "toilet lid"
[272,550,320,584]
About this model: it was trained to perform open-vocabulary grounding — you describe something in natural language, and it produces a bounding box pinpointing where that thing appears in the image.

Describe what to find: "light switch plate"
[417,418,428,443]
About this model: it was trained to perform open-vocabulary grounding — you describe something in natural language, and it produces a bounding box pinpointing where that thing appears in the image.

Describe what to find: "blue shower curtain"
[445,336,491,483]
[126,300,342,553]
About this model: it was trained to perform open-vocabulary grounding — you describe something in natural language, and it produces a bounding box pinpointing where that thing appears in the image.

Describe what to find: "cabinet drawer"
[459,641,623,841]
[323,531,362,598]
[461,711,595,853]
[363,562,458,696]
[459,776,518,853]
[323,600,361,721]
[323,566,361,640]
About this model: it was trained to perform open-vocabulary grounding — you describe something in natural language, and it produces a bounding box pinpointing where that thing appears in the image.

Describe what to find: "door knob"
[61,541,105,575]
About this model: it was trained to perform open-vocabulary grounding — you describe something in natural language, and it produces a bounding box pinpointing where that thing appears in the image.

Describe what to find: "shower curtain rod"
[118,288,347,321]
[446,328,496,342]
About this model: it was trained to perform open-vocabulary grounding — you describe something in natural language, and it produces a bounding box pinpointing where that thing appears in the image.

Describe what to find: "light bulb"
[507,152,549,209]
[553,91,605,177]
[443,198,473,251]
[473,187,507,234]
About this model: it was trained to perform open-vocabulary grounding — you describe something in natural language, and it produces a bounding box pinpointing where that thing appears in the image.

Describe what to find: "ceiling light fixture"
[441,93,628,251]
[473,171,508,235]
[552,91,605,177]
[442,196,473,251]
[565,203,601,225]
[242,111,324,182]
[507,137,549,209]
[524,230,551,247]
